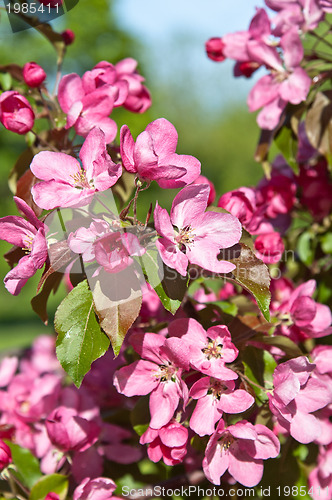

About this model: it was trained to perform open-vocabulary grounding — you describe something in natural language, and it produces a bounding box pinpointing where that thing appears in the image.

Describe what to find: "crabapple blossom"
[0,440,11,470]
[203,420,280,486]
[58,74,118,142]
[120,118,201,188]
[61,29,75,45]
[308,444,332,500]
[23,62,46,87]
[205,38,226,61]
[276,280,332,341]
[113,57,152,113]
[30,127,121,209]
[67,219,112,263]
[73,477,118,500]
[45,406,100,453]
[169,318,239,380]
[254,231,285,264]
[154,184,242,276]
[94,231,146,274]
[268,356,332,443]
[0,91,35,134]
[140,421,188,465]
[247,27,311,129]
[113,331,190,429]
[0,196,48,295]
[192,175,216,205]
[189,377,254,436]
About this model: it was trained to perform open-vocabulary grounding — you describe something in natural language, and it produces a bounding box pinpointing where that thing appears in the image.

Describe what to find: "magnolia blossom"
[140,421,188,465]
[0,196,48,295]
[31,127,121,209]
[113,332,189,429]
[203,420,280,486]
[120,118,201,188]
[154,184,242,276]
[189,377,254,436]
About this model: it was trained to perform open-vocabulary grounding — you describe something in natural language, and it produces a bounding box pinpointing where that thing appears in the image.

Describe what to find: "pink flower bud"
[205,37,226,62]
[0,91,35,135]
[0,440,11,470]
[45,494,60,500]
[61,29,75,45]
[23,62,46,88]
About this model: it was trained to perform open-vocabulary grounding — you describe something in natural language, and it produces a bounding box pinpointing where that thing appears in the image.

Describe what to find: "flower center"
[155,364,177,383]
[176,225,196,250]
[22,235,34,253]
[71,170,93,190]
[201,338,223,360]
[219,432,234,451]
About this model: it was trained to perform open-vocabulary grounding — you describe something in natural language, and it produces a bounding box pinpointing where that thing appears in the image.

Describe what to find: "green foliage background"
[0,0,261,349]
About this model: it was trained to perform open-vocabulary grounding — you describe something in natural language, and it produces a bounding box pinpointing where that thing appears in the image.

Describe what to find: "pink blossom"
[169,318,238,381]
[247,28,311,129]
[0,357,18,387]
[114,58,151,113]
[277,280,332,340]
[203,420,280,486]
[140,421,188,465]
[205,38,226,61]
[268,356,332,443]
[73,477,117,500]
[154,184,242,276]
[298,161,332,221]
[45,494,60,500]
[23,62,46,88]
[0,440,11,470]
[68,219,111,262]
[254,231,284,263]
[256,171,296,220]
[46,406,100,453]
[120,118,201,188]
[192,175,216,205]
[99,423,142,464]
[189,377,254,436]
[58,74,118,142]
[31,127,121,209]
[94,231,146,274]
[311,346,332,377]
[0,91,35,135]
[113,332,189,429]
[218,187,262,233]
[0,196,48,295]
[308,444,332,500]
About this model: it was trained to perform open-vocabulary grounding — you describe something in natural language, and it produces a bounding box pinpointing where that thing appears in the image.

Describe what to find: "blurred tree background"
[0,0,261,350]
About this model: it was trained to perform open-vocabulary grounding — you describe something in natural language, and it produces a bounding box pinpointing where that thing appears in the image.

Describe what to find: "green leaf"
[242,347,276,402]
[130,396,150,437]
[0,72,12,91]
[140,249,184,314]
[29,474,68,500]
[320,233,332,254]
[274,126,298,173]
[251,333,303,358]
[221,243,271,321]
[55,280,110,387]
[297,231,316,266]
[90,269,142,356]
[6,442,42,489]
[209,300,238,316]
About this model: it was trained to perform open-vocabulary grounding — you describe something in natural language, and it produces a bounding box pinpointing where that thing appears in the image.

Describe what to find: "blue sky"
[113,0,266,110]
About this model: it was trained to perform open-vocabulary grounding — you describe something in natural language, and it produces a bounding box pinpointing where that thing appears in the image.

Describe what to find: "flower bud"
[61,29,75,45]
[23,62,46,88]
[0,440,11,470]
[0,91,35,135]
[205,37,226,62]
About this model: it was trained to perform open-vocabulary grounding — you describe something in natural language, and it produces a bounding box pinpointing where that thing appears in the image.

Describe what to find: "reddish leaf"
[16,170,42,217]
[31,272,63,325]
